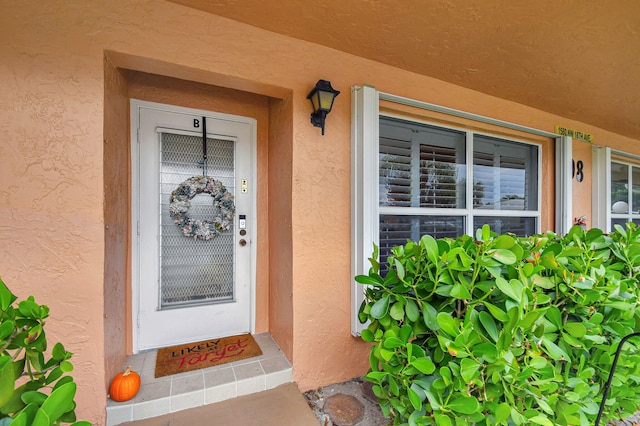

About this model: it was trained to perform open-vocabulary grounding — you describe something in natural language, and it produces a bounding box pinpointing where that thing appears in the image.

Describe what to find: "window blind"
[473,136,537,211]
[379,118,465,209]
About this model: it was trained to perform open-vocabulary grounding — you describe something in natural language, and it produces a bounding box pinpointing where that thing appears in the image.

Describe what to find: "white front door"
[131,100,256,352]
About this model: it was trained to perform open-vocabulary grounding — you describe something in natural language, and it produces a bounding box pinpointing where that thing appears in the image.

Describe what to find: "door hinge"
[137,220,140,236]
[137,128,141,143]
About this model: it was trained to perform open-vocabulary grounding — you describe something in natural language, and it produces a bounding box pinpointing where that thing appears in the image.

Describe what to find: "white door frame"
[130,99,258,353]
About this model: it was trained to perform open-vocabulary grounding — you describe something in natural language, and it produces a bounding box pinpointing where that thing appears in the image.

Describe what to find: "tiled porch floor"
[106,333,292,426]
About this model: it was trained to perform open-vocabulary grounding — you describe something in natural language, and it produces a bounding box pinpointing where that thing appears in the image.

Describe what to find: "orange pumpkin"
[109,366,141,402]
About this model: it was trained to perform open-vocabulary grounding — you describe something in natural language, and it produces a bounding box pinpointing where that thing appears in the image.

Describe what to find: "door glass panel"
[159,132,235,308]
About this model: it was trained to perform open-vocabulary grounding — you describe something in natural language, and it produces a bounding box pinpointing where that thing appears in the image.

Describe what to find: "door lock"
[239,239,247,247]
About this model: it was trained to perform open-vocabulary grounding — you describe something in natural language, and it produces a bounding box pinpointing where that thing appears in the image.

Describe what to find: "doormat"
[155,333,262,378]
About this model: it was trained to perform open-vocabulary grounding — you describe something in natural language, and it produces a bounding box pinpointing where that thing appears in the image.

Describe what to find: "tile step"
[106,333,292,425]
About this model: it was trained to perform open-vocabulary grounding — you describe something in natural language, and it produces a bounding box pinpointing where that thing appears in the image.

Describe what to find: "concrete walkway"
[121,383,319,426]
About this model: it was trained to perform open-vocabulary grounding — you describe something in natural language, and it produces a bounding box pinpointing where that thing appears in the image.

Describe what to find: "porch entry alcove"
[104,51,293,425]
[108,101,290,425]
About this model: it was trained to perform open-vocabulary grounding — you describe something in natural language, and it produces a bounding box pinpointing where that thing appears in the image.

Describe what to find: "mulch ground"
[303,377,640,426]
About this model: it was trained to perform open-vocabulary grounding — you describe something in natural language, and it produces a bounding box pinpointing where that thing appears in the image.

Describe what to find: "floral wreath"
[169,176,235,240]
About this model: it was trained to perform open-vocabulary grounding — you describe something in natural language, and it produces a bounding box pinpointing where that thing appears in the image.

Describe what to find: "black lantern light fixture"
[306,79,340,135]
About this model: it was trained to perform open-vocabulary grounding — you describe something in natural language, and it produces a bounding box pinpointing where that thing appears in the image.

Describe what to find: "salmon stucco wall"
[104,56,131,392]
[1,3,108,421]
[4,1,640,422]
[572,140,594,228]
[268,94,295,361]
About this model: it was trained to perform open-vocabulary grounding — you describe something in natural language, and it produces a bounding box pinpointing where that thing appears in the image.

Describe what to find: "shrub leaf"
[370,296,390,319]
[447,395,480,414]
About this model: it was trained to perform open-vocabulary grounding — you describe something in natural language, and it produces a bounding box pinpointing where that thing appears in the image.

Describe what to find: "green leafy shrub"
[357,224,640,426]
[0,277,90,425]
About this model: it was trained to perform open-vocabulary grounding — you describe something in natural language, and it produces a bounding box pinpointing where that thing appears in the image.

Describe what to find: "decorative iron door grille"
[159,132,235,308]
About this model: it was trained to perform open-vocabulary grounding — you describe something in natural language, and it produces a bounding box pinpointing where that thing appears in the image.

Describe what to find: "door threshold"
[106,333,292,426]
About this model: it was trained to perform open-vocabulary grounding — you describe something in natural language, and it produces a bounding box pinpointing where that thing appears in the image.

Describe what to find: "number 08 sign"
[572,160,584,182]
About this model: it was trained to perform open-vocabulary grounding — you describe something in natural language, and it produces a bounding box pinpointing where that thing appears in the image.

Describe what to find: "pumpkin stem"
[123,366,132,376]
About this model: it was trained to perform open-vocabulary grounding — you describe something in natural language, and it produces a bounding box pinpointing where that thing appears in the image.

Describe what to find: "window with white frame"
[377,116,540,269]
[610,159,640,227]
[351,85,565,335]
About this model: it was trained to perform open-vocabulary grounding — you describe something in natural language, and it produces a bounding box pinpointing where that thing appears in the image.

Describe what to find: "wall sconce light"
[306,79,340,135]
